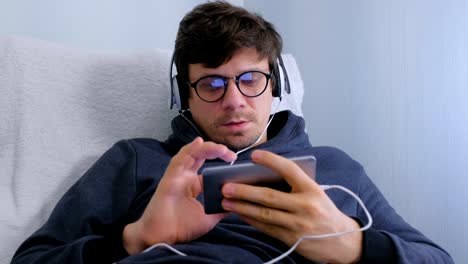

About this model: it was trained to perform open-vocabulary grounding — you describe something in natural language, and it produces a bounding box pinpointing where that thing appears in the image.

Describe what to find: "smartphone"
[201,155,316,214]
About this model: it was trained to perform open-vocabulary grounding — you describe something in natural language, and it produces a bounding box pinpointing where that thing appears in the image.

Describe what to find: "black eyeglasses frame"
[187,70,272,103]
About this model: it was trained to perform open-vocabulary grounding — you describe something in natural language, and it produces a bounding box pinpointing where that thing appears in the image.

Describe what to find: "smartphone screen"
[201,155,316,214]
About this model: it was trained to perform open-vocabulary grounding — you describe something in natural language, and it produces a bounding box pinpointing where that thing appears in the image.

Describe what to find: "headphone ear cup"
[169,53,182,110]
[170,75,182,110]
[277,55,290,95]
[176,75,189,110]
[272,62,282,98]
[169,53,188,111]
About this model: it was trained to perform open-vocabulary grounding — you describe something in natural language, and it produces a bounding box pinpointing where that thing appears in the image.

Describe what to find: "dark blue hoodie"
[11,111,453,263]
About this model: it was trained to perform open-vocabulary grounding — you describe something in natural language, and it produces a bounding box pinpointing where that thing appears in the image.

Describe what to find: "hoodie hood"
[164,110,312,161]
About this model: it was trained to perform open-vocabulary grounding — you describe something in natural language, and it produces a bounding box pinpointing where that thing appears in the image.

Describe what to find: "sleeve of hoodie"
[11,140,138,264]
[355,165,454,264]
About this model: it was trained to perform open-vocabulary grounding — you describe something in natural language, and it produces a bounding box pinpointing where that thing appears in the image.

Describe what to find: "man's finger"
[250,150,319,193]
[174,137,237,172]
[222,196,295,226]
[222,183,295,212]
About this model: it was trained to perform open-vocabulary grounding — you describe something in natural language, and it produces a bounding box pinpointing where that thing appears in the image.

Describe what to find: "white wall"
[1,0,466,263]
[245,0,467,263]
[0,0,209,50]
[0,0,244,50]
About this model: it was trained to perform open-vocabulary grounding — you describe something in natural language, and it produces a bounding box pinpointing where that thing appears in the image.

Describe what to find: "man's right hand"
[122,137,237,255]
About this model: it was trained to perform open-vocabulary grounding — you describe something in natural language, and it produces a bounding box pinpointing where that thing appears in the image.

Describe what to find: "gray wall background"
[245,1,467,263]
[1,0,466,263]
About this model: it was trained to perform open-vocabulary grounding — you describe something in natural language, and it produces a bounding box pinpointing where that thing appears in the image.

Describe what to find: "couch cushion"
[0,35,304,262]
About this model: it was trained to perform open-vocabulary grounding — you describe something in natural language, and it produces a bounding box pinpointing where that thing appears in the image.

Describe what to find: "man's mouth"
[222,120,249,130]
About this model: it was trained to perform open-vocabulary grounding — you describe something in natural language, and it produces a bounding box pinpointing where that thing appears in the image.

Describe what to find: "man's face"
[188,48,274,150]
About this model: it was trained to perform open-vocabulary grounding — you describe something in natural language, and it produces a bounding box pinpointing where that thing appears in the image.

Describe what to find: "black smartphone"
[201,155,316,214]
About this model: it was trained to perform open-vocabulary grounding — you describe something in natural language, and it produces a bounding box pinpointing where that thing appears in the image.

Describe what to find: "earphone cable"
[229,98,282,165]
[139,184,373,264]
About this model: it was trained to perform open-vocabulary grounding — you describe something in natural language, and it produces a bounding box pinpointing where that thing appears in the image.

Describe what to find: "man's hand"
[123,137,237,255]
[221,150,363,264]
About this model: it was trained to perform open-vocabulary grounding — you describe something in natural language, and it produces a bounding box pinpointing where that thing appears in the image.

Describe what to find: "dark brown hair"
[173,1,283,106]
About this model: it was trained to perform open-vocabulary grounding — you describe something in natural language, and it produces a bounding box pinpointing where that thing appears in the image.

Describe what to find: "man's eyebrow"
[197,68,270,78]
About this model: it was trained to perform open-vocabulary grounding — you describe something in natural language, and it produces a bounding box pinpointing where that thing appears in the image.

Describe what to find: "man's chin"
[217,135,262,152]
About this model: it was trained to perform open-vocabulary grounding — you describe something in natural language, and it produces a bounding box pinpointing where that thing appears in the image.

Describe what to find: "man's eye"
[199,77,224,90]
[209,78,225,88]
[241,79,256,85]
[240,72,258,86]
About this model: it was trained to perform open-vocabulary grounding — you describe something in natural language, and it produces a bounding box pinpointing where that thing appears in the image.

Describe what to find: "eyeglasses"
[188,71,272,103]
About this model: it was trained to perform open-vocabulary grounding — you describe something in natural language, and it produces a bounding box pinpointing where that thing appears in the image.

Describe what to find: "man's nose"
[221,78,246,109]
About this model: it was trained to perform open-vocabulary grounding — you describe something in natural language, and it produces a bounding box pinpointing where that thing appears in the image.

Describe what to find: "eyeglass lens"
[195,71,268,102]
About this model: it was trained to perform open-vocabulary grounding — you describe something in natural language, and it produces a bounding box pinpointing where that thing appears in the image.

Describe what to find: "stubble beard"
[209,111,266,151]
[218,131,263,151]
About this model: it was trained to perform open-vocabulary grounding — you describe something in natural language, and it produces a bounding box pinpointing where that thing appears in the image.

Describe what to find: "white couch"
[0,36,304,263]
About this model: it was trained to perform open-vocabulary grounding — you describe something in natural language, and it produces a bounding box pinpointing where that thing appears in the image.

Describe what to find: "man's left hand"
[221,150,363,264]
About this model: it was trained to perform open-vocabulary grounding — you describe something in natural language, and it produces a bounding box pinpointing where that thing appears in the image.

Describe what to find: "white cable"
[180,110,203,137]
[161,99,372,263]
[142,242,187,256]
[180,97,281,157]
[140,100,280,257]
[263,184,373,264]
[230,98,282,165]
[141,184,373,264]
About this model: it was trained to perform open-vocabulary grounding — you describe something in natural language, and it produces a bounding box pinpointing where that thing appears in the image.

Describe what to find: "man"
[12,1,453,263]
